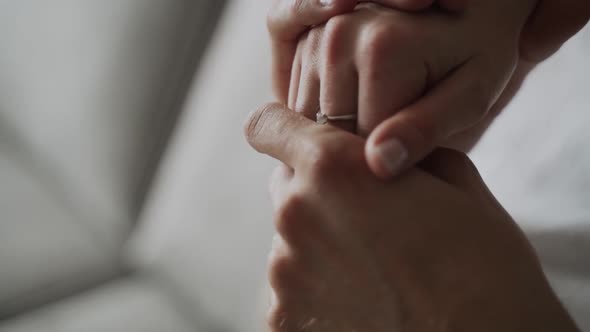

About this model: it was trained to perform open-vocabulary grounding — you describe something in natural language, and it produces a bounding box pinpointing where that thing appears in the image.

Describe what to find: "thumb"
[365,58,506,179]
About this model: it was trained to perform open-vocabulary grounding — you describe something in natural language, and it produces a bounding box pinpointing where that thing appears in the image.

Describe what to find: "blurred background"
[0,1,588,331]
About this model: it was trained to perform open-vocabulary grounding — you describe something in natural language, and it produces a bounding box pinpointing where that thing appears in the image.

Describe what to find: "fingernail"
[319,0,334,7]
[374,139,408,176]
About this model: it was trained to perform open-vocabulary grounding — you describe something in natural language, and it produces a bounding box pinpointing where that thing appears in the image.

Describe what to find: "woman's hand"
[267,0,588,180]
[268,0,468,103]
[270,1,536,179]
[245,103,579,332]
[269,0,436,103]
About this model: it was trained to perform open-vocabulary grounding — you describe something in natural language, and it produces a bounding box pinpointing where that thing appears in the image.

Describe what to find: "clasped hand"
[245,104,577,332]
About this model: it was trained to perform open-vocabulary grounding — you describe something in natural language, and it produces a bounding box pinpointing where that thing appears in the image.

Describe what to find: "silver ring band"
[316,112,357,125]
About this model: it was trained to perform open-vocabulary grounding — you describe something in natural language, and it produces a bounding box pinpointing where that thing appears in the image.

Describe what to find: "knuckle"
[322,16,350,65]
[268,254,300,293]
[267,303,291,332]
[360,24,395,64]
[359,22,413,67]
[287,0,307,19]
[306,139,342,177]
[302,132,364,179]
[274,194,308,240]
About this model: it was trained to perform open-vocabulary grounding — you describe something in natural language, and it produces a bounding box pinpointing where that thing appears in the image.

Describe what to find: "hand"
[268,1,588,180]
[271,1,536,179]
[245,103,579,332]
[268,0,465,104]
[411,0,589,150]
[268,0,470,103]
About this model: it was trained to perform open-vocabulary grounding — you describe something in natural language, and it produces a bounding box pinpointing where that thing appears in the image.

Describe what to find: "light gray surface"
[0,148,116,317]
[0,0,587,331]
[471,25,590,329]
[129,2,275,332]
[0,0,225,324]
[0,278,197,332]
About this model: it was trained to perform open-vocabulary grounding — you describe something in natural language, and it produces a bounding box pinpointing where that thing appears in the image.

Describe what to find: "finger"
[365,57,507,178]
[319,16,358,133]
[287,44,303,110]
[269,0,358,102]
[293,29,322,119]
[357,56,427,137]
[320,66,358,133]
[295,73,321,120]
[353,12,428,137]
[244,103,319,170]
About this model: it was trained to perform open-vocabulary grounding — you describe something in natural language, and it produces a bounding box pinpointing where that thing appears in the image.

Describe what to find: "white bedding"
[470,24,590,329]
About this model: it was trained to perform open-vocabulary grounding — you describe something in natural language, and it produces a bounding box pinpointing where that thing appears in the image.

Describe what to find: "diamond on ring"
[316,112,329,125]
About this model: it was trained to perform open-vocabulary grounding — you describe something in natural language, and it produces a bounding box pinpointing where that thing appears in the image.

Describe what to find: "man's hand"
[245,103,580,332]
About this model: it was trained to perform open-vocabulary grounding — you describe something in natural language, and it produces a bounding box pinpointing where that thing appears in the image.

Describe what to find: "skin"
[267,0,590,178]
[244,103,580,332]
[274,0,538,179]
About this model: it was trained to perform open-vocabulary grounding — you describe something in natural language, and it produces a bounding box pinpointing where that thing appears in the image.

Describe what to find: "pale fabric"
[0,278,198,332]
[471,25,590,329]
[129,2,275,332]
[0,0,224,326]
